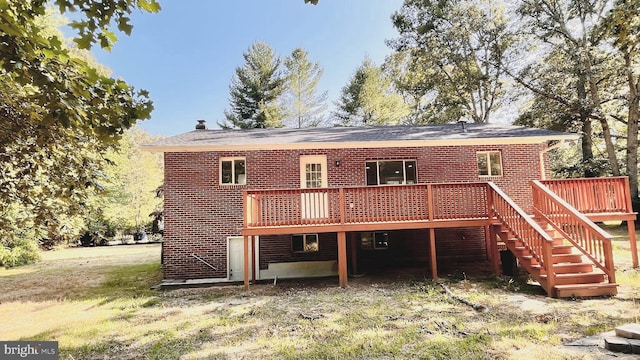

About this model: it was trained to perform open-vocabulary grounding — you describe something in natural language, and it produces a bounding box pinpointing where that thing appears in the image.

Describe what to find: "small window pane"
[221,161,233,184]
[235,160,246,184]
[292,235,304,252]
[477,154,489,176]
[490,153,502,176]
[366,162,378,186]
[375,232,389,249]
[305,234,319,252]
[379,161,403,184]
[361,232,374,249]
[405,161,416,184]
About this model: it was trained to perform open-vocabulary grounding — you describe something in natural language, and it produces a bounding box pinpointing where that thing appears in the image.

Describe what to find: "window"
[365,160,416,185]
[292,234,319,253]
[305,163,323,188]
[220,158,246,185]
[477,151,502,177]
[361,232,389,250]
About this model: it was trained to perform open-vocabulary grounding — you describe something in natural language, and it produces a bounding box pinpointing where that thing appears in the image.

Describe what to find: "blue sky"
[91,0,405,136]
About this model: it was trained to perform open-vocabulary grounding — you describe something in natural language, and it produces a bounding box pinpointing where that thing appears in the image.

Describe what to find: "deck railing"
[244,183,490,228]
[532,180,616,283]
[488,182,556,292]
[540,177,632,215]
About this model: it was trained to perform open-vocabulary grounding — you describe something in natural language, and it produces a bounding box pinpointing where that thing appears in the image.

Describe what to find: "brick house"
[144,122,636,298]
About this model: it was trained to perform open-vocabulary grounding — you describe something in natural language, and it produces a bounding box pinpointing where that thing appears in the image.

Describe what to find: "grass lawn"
[1,231,639,360]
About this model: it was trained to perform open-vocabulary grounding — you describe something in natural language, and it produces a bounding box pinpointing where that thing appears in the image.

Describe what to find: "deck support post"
[489,225,501,275]
[349,232,358,275]
[251,236,256,283]
[628,220,638,268]
[338,231,348,287]
[243,235,250,291]
[429,228,437,279]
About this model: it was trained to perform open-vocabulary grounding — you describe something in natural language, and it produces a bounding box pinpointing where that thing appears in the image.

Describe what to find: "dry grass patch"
[1,230,639,359]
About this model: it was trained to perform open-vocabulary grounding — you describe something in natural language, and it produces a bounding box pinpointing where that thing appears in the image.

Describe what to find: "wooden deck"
[240,178,637,297]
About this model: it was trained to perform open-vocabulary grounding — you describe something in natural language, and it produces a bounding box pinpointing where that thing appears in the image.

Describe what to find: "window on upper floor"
[476,151,502,177]
[220,157,246,185]
[292,234,319,253]
[365,160,417,185]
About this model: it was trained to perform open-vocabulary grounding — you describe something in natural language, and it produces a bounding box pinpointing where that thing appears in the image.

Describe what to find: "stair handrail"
[531,180,616,284]
[488,182,557,293]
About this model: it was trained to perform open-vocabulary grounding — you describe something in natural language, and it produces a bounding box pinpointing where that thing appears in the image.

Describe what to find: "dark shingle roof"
[143,123,577,152]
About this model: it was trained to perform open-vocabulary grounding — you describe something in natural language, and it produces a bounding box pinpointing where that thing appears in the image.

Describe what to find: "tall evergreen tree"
[282,48,328,128]
[333,57,409,126]
[221,42,286,129]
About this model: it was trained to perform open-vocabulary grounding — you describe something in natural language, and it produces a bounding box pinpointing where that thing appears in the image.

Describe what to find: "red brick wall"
[163,143,547,279]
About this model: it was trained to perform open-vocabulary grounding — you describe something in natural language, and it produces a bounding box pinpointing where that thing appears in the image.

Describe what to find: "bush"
[0,237,40,267]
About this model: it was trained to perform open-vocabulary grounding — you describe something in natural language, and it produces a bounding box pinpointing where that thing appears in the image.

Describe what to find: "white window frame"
[365,160,417,186]
[476,151,503,177]
[220,157,246,185]
[292,234,319,253]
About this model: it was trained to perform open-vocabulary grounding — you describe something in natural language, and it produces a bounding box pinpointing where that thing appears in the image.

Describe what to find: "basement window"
[477,151,502,177]
[361,232,389,250]
[292,234,319,253]
[366,160,417,185]
[220,157,246,185]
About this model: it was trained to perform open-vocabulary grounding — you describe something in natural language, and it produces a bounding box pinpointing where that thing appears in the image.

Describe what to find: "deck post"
[429,228,437,279]
[243,235,249,291]
[349,232,358,275]
[489,225,501,275]
[251,235,256,283]
[627,220,638,268]
[338,231,348,287]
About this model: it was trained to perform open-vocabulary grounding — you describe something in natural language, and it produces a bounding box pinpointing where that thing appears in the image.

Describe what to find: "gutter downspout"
[539,140,567,180]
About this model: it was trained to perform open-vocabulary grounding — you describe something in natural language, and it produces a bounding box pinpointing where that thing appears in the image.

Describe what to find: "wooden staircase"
[497,218,618,298]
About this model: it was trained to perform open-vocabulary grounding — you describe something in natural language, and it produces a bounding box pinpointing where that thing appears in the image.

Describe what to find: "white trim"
[365,159,418,185]
[220,157,246,185]
[476,151,503,177]
[300,155,328,188]
[142,135,579,152]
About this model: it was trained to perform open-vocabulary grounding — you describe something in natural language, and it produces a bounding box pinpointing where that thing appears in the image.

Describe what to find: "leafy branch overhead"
[0,0,160,262]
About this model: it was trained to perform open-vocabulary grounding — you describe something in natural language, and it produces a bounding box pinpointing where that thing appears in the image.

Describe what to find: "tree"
[221,42,286,129]
[514,0,625,178]
[0,1,158,265]
[389,0,512,123]
[333,57,410,126]
[604,0,640,205]
[282,48,328,128]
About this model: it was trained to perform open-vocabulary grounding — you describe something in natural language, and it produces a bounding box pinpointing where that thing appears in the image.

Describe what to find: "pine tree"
[282,48,328,128]
[220,42,285,129]
[333,57,409,126]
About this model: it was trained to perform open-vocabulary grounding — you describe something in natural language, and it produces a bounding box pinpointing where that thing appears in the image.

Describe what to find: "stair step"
[552,262,593,274]
[604,336,640,354]
[552,253,583,264]
[551,245,574,254]
[616,324,640,340]
[554,283,618,298]
[540,272,606,285]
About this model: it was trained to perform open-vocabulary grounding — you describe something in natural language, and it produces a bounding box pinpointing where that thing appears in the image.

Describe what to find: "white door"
[300,155,328,219]
[228,236,256,281]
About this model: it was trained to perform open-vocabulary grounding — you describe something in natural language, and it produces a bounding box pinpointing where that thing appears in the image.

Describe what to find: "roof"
[142,123,578,152]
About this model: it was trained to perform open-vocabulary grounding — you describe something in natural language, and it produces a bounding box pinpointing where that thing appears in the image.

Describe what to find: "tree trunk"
[625,53,639,209]
[585,56,620,176]
[582,119,597,177]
